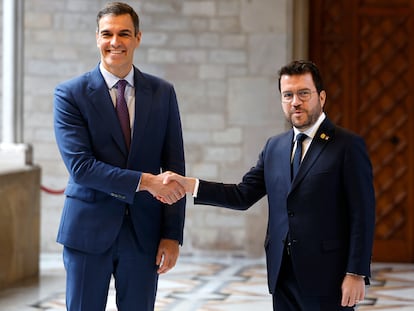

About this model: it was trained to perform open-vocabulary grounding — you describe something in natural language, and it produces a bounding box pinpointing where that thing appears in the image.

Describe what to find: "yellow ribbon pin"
[320,133,330,140]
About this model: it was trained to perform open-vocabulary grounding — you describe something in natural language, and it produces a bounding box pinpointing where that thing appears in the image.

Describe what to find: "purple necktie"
[116,79,131,150]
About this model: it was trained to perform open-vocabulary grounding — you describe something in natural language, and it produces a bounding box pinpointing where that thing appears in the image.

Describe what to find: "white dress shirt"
[99,63,135,131]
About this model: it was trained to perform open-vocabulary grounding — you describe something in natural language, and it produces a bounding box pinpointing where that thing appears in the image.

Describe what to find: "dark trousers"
[63,212,159,311]
[273,248,355,311]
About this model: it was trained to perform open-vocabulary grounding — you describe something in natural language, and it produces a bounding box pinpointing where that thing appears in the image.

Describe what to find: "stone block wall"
[1,0,292,257]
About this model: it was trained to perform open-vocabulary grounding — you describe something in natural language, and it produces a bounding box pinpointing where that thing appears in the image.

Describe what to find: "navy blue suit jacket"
[195,118,375,296]
[54,65,185,256]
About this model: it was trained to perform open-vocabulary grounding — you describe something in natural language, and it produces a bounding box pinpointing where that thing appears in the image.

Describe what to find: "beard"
[287,106,322,130]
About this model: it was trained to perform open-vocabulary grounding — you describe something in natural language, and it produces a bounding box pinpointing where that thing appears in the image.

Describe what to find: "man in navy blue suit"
[163,60,376,310]
[53,2,186,310]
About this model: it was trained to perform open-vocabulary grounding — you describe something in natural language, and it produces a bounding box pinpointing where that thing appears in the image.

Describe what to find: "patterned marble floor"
[0,254,413,310]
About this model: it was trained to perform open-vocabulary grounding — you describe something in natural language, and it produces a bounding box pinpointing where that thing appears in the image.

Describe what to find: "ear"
[96,31,99,47]
[319,90,326,109]
[135,31,142,48]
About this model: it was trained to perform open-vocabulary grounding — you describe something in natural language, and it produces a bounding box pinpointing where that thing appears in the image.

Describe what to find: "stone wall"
[2,0,292,257]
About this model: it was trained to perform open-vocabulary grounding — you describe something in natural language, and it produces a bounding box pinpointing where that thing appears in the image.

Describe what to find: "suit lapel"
[290,118,335,190]
[130,67,152,153]
[281,130,295,186]
[88,66,129,156]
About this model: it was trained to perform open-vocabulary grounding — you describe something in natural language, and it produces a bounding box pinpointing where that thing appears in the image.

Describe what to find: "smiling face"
[96,13,141,78]
[280,72,326,130]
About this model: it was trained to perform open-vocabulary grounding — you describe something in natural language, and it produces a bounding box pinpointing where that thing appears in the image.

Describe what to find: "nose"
[110,35,121,47]
[291,94,302,107]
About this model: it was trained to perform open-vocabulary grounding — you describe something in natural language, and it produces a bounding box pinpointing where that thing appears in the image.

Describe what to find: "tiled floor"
[0,254,413,310]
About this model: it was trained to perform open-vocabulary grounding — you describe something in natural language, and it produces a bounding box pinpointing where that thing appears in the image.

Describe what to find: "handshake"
[140,171,196,205]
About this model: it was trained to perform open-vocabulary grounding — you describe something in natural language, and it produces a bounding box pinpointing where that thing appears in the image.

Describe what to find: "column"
[1,0,32,166]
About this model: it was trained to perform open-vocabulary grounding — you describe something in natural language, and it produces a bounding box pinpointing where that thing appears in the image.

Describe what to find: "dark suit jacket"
[195,118,375,296]
[54,64,185,256]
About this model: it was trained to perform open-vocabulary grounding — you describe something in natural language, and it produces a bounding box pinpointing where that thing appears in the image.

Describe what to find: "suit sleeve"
[195,146,268,210]
[54,82,140,204]
[343,135,376,278]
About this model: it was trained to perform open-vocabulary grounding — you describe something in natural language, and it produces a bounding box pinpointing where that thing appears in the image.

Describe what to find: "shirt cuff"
[193,178,200,198]
[136,176,142,192]
[346,272,365,278]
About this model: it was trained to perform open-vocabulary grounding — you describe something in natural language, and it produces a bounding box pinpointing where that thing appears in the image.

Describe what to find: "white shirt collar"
[99,63,134,89]
[293,112,326,141]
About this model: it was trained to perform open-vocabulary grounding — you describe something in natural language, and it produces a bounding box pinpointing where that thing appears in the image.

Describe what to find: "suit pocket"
[64,183,95,202]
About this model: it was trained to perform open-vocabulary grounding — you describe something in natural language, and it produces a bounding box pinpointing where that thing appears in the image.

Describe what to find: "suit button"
[288,210,294,217]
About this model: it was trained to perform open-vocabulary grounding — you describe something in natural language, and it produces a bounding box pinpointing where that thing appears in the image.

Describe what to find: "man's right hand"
[163,172,196,193]
[139,172,186,205]
[152,172,197,204]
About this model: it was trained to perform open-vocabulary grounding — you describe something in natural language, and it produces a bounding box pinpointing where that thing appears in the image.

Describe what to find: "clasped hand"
[140,171,190,205]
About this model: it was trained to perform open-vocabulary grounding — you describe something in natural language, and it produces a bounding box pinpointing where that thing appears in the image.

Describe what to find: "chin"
[292,121,309,130]
[291,118,302,128]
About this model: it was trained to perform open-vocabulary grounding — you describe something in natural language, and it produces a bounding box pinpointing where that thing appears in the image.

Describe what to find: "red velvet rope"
[40,185,65,195]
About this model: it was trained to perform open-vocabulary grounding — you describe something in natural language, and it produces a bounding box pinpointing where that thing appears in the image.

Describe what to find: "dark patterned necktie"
[291,133,307,180]
[116,79,131,150]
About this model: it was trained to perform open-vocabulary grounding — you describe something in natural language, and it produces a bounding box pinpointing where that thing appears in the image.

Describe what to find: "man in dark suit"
[163,60,376,310]
[53,2,186,310]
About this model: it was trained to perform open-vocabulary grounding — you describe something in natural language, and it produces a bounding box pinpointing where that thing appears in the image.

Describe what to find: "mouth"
[108,50,125,55]
[292,110,303,116]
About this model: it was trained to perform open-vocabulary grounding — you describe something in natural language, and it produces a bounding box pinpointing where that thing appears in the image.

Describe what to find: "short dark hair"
[278,60,324,93]
[96,2,140,35]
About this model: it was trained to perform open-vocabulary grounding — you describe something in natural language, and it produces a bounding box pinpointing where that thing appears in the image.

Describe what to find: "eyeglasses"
[281,89,318,103]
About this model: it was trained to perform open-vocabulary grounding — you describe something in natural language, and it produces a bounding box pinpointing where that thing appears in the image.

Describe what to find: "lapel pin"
[320,133,330,140]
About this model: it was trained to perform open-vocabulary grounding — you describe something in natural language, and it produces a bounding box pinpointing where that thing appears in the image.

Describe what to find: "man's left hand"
[156,239,179,274]
[341,274,365,307]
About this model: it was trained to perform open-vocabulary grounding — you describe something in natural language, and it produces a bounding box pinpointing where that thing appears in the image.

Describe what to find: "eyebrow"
[282,88,311,93]
[99,29,133,35]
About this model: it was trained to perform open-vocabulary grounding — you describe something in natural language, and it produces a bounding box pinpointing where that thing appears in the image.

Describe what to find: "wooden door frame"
[294,0,414,262]
[292,0,310,60]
